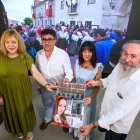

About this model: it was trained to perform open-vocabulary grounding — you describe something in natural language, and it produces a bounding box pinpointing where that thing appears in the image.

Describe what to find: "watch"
[44,83,50,87]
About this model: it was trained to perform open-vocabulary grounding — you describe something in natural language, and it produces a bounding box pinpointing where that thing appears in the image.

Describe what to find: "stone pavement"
[0,81,139,140]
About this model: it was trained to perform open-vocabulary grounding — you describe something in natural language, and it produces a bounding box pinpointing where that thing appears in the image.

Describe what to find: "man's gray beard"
[119,61,140,79]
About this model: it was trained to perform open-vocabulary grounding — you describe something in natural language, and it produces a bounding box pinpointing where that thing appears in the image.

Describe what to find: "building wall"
[54,0,103,26]
[100,0,132,30]
[34,2,46,27]
[33,0,132,30]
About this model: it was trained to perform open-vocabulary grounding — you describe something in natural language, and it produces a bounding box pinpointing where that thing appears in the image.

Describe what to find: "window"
[85,21,92,29]
[87,0,96,4]
[50,20,52,25]
[41,20,43,26]
[70,4,77,13]
[70,21,76,26]
[49,5,52,9]
[77,21,82,27]
[61,0,64,9]
[35,20,37,26]
[60,21,65,25]
[45,19,47,27]
[38,20,39,26]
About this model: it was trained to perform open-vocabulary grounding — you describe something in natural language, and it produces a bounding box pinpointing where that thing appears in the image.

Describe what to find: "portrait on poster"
[51,83,86,128]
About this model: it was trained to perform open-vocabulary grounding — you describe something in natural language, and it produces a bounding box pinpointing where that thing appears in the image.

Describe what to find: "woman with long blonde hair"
[0,29,57,140]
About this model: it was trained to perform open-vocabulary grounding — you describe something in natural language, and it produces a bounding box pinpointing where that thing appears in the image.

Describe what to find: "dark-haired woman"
[70,41,103,140]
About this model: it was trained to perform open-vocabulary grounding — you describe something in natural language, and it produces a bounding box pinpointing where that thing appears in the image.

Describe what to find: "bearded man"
[79,40,140,140]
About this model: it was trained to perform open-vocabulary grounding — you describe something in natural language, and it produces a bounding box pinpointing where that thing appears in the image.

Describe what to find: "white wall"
[33,0,131,30]
[54,0,103,26]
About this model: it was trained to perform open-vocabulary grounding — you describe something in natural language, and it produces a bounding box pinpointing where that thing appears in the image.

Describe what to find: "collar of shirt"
[129,68,140,82]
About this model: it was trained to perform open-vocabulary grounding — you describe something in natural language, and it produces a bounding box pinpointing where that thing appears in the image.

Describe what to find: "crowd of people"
[0,7,140,140]
[9,22,125,46]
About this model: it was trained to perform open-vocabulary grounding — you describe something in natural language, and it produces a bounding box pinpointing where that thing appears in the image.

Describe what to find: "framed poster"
[51,82,86,128]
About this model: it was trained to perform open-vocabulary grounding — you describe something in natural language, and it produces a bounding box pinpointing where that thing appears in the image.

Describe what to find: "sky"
[2,0,34,22]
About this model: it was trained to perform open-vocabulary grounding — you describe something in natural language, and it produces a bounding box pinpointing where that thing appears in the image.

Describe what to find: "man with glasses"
[35,28,73,131]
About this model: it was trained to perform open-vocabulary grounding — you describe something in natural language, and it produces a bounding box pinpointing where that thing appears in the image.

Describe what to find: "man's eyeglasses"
[42,38,55,43]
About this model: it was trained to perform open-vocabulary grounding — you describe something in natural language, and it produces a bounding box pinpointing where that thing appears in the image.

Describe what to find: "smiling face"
[57,99,67,115]
[42,34,55,52]
[5,36,19,56]
[119,43,140,72]
[82,49,93,62]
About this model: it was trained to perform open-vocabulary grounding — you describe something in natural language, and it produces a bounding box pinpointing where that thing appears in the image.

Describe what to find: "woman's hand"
[0,97,4,105]
[83,97,92,105]
[63,78,70,83]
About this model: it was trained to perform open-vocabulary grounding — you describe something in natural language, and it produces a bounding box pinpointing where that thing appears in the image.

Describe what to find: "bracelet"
[44,83,50,88]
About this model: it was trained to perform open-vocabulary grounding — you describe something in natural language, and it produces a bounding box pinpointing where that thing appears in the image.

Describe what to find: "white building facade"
[54,0,103,28]
[32,0,132,30]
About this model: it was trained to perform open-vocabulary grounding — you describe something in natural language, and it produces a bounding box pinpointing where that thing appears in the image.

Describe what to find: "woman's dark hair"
[79,41,97,67]
[41,28,56,38]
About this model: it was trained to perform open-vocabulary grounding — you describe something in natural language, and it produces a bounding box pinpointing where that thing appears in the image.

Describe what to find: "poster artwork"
[51,82,86,128]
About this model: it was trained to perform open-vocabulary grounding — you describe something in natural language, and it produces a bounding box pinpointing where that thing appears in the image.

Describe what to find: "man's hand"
[0,97,4,105]
[78,123,94,136]
[46,84,58,92]
[84,79,102,87]
[84,79,96,87]
[63,78,70,83]
[83,97,92,105]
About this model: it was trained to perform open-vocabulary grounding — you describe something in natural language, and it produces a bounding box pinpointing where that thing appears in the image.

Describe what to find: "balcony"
[68,5,78,15]
[32,13,36,19]
[45,9,52,17]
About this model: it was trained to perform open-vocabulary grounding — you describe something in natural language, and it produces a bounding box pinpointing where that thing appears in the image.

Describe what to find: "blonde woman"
[0,29,57,140]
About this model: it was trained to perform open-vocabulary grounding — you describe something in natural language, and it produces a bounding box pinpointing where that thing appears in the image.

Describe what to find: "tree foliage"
[24,17,33,26]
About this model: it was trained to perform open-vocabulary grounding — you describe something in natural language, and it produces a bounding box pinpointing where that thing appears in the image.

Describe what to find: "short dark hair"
[15,25,22,33]
[94,28,106,37]
[28,29,37,37]
[41,28,56,38]
[79,41,97,67]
